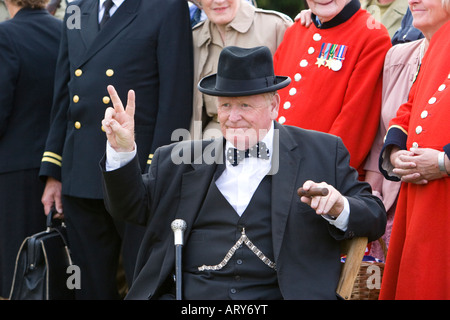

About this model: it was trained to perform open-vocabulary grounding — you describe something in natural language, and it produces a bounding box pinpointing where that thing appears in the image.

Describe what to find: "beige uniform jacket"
[361,0,409,38]
[191,0,292,140]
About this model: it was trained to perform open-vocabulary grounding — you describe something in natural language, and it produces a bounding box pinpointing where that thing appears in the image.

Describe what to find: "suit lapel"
[271,123,303,261]
[153,131,303,292]
[177,158,222,239]
[78,0,140,66]
[157,139,224,291]
[79,0,99,51]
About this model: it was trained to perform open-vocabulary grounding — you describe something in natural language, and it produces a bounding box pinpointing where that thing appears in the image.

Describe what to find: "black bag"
[9,208,75,300]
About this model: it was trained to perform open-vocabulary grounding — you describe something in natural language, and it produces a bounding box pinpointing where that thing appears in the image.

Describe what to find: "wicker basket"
[350,238,387,300]
[350,260,385,300]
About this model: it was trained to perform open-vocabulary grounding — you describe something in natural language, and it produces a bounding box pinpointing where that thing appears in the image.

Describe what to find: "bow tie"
[227,142,270,166]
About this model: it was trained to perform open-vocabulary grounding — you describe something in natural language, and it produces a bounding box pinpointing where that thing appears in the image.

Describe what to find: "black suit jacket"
[40,0,194,198]
[102,122,386,299]
[0,9,61,174]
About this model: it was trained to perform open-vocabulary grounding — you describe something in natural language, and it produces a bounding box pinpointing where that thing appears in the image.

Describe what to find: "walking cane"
[171,219,187,300]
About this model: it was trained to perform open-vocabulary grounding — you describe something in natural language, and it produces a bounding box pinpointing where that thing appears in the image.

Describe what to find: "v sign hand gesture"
[102,85,136,153]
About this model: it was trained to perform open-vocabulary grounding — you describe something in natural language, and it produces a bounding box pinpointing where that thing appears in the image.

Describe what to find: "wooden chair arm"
[336,237,368,300]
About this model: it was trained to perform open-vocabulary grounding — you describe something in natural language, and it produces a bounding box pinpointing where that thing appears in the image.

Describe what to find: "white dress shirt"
[216,123,275,216]
[98,0,124,22]
[105,122,349,230]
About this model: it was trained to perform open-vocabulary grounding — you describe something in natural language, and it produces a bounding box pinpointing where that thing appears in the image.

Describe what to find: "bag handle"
[46,207,71,252]
[46,206,63,229]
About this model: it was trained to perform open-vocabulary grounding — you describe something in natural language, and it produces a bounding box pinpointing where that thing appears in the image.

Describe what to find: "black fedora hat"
[198,46,291,97]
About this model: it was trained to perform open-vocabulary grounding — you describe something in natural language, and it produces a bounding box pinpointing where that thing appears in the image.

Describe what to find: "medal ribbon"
[335,44,347,62]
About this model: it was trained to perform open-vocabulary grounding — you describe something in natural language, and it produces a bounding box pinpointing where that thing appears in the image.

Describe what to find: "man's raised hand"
[102,85,136,152]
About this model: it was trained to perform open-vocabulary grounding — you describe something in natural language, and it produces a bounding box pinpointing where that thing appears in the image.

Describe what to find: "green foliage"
[255,0,307,19]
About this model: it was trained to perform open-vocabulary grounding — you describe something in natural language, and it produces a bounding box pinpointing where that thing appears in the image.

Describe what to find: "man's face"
[217,93,279,150]
[306,0,350,22]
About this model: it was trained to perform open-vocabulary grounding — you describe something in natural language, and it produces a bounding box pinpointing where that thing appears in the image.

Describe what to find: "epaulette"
[254,8,293,23]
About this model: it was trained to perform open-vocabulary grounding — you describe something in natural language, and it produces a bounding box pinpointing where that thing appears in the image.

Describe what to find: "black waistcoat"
[182,171,282,300]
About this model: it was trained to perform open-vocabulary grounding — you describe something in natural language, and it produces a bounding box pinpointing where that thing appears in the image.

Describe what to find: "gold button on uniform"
[73,95,79,103]
[106,69,114,77]
[75,69,82,77]
[74,121,81,129]
[103,96,111,104]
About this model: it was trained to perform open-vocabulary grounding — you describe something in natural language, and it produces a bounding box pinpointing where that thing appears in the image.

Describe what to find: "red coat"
[274,5,391,176]
[380,20,450,300]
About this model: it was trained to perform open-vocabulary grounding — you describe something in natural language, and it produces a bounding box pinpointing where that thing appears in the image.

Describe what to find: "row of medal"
[315,43,348,72]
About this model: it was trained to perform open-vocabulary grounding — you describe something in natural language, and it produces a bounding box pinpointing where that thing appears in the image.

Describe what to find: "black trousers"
[62,196,123,299]
[62,195,145,299]
[0,168,47,298]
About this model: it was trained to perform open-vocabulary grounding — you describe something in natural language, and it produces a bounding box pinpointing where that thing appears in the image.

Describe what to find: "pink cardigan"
[364,39,425,258]
[364,39,425,211]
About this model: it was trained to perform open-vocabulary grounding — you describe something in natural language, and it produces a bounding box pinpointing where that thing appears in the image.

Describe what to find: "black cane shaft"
[175,244,183,300]
[297,187,329,197]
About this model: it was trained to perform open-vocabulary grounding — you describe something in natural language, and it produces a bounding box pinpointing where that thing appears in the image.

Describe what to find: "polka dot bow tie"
[227,142,270,166]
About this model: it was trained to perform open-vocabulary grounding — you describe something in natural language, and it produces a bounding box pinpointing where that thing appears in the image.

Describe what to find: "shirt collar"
[227,0,255,34]
[99,0,124,10]
[312,0,360,29]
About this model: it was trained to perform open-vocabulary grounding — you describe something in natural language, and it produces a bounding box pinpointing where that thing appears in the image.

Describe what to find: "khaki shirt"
[191,0,292,140]
[0,1,9,22]
[361,0,409,38]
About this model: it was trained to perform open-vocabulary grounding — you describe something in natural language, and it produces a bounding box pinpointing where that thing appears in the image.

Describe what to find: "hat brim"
[198,74,291,97]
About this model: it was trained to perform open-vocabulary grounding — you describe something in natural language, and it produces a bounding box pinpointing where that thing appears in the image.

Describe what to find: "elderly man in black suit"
[0,0,61,298]
[101,46,386,300]
[39,0,194,299]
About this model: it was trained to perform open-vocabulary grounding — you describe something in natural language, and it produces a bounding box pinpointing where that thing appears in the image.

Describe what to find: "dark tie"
[191,7,202,27]
[227,142,269,166]
[99,0,114,29]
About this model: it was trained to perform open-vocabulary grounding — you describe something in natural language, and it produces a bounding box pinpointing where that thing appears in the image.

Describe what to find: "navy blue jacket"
[0,8,61,174]
[102,122,387,299]
[40,0,194,199]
